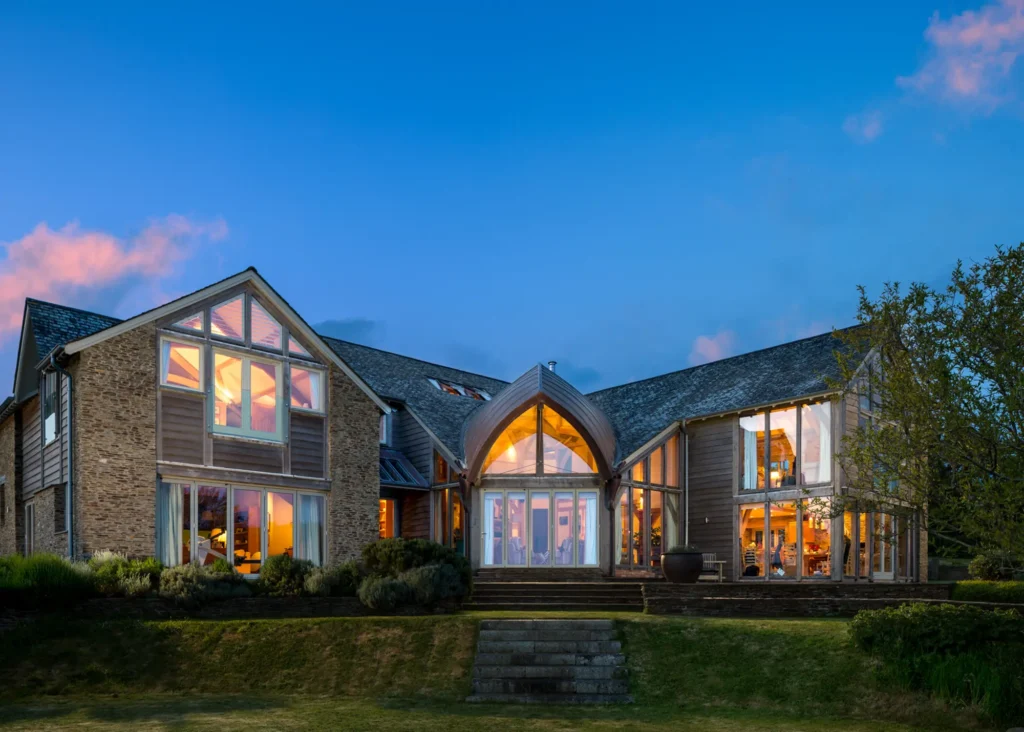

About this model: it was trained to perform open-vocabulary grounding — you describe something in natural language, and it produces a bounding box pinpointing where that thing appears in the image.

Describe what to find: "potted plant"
[661,544,703,583]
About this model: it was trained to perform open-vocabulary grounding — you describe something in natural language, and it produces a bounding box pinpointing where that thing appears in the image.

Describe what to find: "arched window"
[482,404,597,476]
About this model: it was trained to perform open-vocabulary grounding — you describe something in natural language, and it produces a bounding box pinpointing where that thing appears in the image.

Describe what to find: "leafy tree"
[833,243,1024,566]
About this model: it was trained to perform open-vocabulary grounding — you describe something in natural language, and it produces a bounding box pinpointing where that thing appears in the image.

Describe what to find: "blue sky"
[1,1,1022,391]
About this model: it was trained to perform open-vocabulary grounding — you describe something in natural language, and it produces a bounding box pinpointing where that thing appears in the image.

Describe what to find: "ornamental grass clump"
[158,562,250,608]
[0,553,95,609]
[304,561,363,597]
[89,552,163,597]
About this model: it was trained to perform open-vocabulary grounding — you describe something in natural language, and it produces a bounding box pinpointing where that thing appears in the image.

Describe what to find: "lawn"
[0,614,992,731]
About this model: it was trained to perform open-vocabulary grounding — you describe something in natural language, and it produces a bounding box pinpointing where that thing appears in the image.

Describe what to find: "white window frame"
[211,349,284,442]
[42,371,59,446]
[160,336,205,393]
[289,365,325,414]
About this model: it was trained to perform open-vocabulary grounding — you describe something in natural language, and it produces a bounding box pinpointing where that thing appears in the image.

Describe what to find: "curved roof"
[463,364,616,480]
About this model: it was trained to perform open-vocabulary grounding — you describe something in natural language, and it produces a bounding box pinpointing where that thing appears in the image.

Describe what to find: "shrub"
[968,552,1020,581]
[361,538,471,593]
[398,563,465,607]
[304,561,363,597]
[0,553,96,609]
[256,554,314,597]
[117,573,153,598]
[357,576,413,612]
[209,557,235,575]
[89,553,164,596]
[158,562,250,607]
[850,603,1024,726]
[952,580,1024,605]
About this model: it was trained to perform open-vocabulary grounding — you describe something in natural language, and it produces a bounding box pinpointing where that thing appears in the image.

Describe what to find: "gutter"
[49,351,74,559]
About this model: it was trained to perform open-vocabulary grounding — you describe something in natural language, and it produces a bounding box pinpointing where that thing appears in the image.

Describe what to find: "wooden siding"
[400,491,431,539]
[393,409,432,480]
[158,391,205,464]
[290,412,325,478]
[21,397,42,496]
[686,417,736,579]
[212,437,283,473]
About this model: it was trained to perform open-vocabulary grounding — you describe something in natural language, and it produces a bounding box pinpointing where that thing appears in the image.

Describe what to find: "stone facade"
[70,324,159,558]
[23,485,67,555]
[0,414,19,555]
[327,364,381,564]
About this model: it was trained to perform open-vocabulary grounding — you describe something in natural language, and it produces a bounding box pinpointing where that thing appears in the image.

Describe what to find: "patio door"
[873,513,896,580]
[481,489,599,568]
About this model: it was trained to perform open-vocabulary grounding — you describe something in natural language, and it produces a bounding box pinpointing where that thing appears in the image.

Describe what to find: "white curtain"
[613,494,624,565]
[818,406,832,483]
[156,482,182,566]
[665,493,679,551]
[297,494,324,566]
[583,493,598,565]
[743,430,757,489]
[483,494,497,565]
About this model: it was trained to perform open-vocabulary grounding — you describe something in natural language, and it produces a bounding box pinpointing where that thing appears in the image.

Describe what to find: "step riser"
[475,652,625,666]
[479,630,618,642]
[474,666,626,680]
[480,620,615,630]
[478,640,622,654]
[473,679,630,695]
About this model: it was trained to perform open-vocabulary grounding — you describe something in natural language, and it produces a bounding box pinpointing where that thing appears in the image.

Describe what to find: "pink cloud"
[689,330,736,366]
[0,215,228,336]
[897,0,1024,109]
[842,110,884,143]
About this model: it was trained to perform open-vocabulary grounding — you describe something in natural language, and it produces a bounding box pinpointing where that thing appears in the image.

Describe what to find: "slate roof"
[587,327,862,461]
[26,299,123,361]
[322,337,509,460]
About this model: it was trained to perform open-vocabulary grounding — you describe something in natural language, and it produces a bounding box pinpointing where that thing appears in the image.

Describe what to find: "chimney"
[547,360,557,373]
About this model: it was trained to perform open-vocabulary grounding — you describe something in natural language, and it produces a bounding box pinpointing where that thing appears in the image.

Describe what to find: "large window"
[211,296,245,341]
[290,367,323,412]
[482,404,597,476]
[740,500,835,580]
[157,481,326,573]
[739,402,833,491]
[841,507,915,582]
[213,351,282,440]
[482,489,599,567]
[615,487,680,570]
[161,339,202,391]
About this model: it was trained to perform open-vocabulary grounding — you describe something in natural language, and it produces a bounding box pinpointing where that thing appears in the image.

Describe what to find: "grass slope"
[0,614,991,731]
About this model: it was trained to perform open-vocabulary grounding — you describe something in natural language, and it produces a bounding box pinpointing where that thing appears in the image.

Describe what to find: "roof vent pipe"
[547,361,556,372]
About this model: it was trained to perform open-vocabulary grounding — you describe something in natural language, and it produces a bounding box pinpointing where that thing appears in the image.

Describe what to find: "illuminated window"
[210,296,245,341]
[649,446,664,485]
[769,407,798,488]
[739,413,767,490]
[174,312,204,332]
[541,408,597,474]
[289,336,311,357]
[290,367,322,412]
[379,499,397,538]
[429,378,491,400]
[631,461,645,483]
[483,407,539,475]
[250,299,282,350]
[213,350,282,440]
[161,339,202,391]
[665,434,679,487]
[42,371,59,444]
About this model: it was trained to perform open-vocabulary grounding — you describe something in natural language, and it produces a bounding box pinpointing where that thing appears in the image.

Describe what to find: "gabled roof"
[27,299,123,362]
[323,338,508,462]
[463,363,616,479]
[15,268,390,413]
[587,327,860,460]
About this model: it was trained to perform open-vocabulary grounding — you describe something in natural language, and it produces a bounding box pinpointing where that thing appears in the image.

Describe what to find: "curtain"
[743,430,757,489]
[664,493,679,551]
[297,494,324,566]
[584,493,598,565]
[156,482,182,566]
[483,494,497,565]
[818,406,832,483]
[613,495,624,565]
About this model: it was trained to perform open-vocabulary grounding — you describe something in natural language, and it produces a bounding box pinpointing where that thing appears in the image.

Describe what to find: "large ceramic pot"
[662,551,703,583]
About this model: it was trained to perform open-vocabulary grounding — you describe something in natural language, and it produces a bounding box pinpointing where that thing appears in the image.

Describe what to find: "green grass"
[0,614,993,731]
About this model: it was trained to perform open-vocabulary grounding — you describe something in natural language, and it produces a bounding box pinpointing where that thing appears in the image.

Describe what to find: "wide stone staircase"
[467,619,632,704]
[463,581,644,611]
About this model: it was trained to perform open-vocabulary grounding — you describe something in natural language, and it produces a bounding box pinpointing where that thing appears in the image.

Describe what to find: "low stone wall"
[641,582,1024,617]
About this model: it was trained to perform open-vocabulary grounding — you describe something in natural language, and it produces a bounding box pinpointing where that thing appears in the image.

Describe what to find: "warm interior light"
[215,383,236,402]
[505,444,516,460]
[770,470,780,484]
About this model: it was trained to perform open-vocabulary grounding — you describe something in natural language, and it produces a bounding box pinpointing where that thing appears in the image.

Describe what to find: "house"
[0,268,925,582]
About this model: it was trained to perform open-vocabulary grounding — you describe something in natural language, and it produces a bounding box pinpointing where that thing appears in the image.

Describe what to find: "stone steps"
[467,619,633,704]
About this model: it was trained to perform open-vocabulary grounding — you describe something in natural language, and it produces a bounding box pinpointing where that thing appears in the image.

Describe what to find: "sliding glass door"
[480,488,599,567]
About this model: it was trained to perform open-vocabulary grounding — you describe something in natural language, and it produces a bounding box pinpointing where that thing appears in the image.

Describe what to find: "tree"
[833,243,1024,566]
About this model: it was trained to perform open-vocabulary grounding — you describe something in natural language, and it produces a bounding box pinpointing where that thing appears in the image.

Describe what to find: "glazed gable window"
[739,401,833,490]
[160,339,203,391]
[213,350,282,440]
[290,367,323,412]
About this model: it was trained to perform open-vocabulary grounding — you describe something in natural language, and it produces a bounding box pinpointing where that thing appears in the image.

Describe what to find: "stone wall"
[0,415,18,555]
[327,365,381,564]
[70,324,158,558]
[23,485,66,555]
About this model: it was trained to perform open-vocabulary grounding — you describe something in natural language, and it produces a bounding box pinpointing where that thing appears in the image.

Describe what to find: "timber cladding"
[327,364,381,563]
[71,324,159,558]
[686,416,737,579]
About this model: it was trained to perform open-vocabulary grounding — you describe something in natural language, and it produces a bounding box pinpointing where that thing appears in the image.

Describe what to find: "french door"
[873,513,896,581]
[481,488,599,567]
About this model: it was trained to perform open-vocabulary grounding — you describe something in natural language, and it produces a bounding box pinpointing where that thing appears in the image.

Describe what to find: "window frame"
[160,336,205,393]
[378,412,390,445]
[211,347,284,442]
[289,365,324,414]
[41,370,60,446]
[738,400,834,493]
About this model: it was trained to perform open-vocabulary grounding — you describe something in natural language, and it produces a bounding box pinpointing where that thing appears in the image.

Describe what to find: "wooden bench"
[699,552,725,582]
